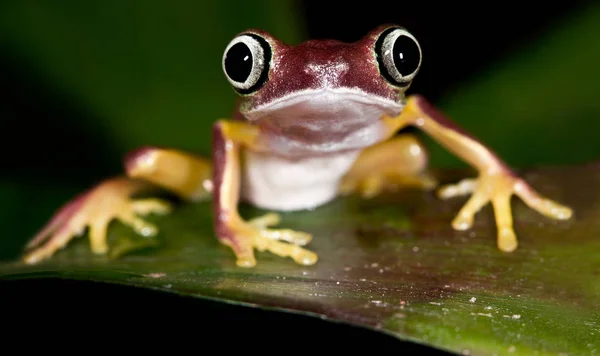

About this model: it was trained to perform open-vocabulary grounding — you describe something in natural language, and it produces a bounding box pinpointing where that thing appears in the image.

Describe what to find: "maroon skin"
[411,95,473,139]
[235,24,405,115]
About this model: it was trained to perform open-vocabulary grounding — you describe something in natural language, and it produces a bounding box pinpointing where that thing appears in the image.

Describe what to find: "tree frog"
[23,25,573,267]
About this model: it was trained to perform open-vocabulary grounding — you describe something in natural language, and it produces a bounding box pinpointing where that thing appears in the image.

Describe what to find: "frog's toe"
[253,233,318,266]
[220,220,317,267]
[247,212,312,245]
[24,190,96,264]
[228,236,319,268]
[260,227,312,246]
[437,178,477,199]
[131,199,172,216]
[441,171,573,253]
[449,190,488,231]
[247,212,281,229]
[513,179,573,220]
[24,226,82,265]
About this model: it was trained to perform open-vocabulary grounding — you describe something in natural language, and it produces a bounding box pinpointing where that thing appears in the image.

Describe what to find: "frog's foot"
[23,177,171,264]
[218,213,317,268]
[340,134,437,198]
[437,171,573,252]
[340,171,437,199]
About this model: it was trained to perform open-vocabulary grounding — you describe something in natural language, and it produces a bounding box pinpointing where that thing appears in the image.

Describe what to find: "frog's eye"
[222,33,272,95]
[375,27,422,87]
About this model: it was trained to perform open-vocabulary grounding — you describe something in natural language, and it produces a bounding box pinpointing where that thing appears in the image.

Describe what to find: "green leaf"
[1,165,599,355]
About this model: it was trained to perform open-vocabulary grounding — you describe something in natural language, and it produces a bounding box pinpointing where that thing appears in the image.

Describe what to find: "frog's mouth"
[245,87,404,121]
[241,88,405,155]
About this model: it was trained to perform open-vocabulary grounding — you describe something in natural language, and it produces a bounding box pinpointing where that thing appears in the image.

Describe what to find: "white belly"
[241,149,361,211]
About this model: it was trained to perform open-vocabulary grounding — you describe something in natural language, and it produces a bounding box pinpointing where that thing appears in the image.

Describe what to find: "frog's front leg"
[23,148,212,264]
[212,120,318,268]
[387,95,573,252]
[339,133,437,198]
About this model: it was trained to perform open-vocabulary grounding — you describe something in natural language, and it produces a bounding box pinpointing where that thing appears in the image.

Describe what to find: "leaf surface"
[2,165,598,356]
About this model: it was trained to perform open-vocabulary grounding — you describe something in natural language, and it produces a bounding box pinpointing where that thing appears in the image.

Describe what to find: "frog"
[22,24,573,268]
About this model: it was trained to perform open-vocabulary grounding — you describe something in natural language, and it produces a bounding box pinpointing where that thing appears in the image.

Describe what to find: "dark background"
[1,0,597,352]
[301,1,591,101]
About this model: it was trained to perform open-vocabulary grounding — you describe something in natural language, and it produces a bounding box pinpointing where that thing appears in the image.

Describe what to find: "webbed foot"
[438,172,573,251]
[23,177,171,264]
[219,212,317,268]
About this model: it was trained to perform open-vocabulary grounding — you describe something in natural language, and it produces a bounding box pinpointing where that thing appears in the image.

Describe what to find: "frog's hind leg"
[124,147,213,201]
[23,147,212,264]
[339,133,438,198]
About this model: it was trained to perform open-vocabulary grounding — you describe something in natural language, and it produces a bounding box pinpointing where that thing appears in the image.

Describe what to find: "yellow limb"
[340,134,437,198]
[379,95,573,251]
[23,178,171,264]
[24,146,212,264]
[126,148,213,201]
[212,120,317,268]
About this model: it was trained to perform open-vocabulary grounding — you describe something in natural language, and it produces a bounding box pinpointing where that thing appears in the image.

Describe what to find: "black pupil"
[225,42,253,82]
[392,35,420,76]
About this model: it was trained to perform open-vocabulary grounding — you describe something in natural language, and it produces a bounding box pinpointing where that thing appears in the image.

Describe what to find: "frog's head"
[221,25,422,142]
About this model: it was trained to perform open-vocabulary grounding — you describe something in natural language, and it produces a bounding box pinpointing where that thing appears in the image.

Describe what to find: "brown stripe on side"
[410,95,474,139]
[211,121,240,248]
